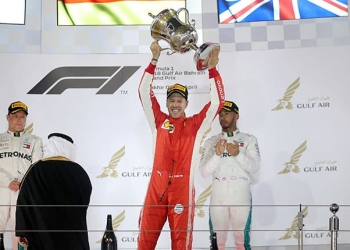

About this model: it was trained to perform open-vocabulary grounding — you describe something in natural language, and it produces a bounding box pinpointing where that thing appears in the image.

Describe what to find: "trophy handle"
[152,38,177,55]
[166,50,177,55]
[176,8,189,21]
[176,7,195,27]
[159,47,176,56]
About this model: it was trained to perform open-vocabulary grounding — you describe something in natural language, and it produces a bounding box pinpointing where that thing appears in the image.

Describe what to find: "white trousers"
[209,180,252,250]
[0,187,19,250]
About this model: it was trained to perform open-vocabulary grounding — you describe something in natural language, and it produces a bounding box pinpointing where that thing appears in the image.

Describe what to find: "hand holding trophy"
[150,40,162,61]
[149,8,220,71]
[201,45,220,70]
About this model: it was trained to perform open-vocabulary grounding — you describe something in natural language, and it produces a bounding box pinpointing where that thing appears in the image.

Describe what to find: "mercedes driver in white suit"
[199,100,260,250]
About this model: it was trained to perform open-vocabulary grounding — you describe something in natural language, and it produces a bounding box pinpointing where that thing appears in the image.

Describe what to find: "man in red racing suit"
[137,41,225,250]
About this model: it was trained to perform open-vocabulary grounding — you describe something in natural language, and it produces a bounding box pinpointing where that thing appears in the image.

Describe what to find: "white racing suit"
[0,131,43,250]
[199,129,260,250]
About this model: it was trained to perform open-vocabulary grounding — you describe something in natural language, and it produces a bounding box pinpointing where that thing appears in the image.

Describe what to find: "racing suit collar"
[221,129,240,137]
[7,130,25,137]
[168,114,186,124]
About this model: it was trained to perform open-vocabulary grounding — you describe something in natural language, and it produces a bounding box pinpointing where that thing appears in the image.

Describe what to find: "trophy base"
[193,42,220,71]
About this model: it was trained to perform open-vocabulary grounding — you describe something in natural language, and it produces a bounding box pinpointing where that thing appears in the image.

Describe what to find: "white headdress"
[44,133,77,161]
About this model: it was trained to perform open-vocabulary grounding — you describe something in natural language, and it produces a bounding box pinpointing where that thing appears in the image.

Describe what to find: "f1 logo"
[27,66,141,94]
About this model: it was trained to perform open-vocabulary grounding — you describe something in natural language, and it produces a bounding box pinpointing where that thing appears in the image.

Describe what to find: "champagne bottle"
[210,232,218,250]
[0,233,5,250]
[101,214,117,250]
[18,243,25,250]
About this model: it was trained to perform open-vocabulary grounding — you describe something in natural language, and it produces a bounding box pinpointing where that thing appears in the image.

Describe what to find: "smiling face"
[218,109,239,132]
[7,111,27,132]
[166,93,188,119]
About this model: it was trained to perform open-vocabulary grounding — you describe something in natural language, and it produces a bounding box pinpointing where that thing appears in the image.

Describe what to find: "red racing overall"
[138,63,225,250]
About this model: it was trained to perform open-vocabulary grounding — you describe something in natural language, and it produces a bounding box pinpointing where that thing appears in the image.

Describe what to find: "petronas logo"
[96,146,125,178]
[278,141,307,174]
[279,206,308,240]
[195,185,212,218]
[271,77,300,111]
[96,210,126,244]
[24,123,34,134]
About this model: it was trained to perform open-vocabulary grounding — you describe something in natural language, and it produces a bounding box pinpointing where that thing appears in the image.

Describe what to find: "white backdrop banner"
[0,45,349,249]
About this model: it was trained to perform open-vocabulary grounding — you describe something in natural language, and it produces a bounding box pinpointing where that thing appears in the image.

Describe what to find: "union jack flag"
[217,0,348,23]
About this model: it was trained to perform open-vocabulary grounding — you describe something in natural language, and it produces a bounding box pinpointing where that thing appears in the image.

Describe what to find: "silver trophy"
[149,8,220,71]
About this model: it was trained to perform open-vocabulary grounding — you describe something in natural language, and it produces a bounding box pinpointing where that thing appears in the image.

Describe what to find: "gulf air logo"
[271,77,300,111]
[278,141,307,174]
[24,123,34,134]
[96,146,126,178]
[279,206,308,240]
[195,185,212,218]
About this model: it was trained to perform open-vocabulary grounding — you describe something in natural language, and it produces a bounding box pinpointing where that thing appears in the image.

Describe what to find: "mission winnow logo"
[27,66,141,94]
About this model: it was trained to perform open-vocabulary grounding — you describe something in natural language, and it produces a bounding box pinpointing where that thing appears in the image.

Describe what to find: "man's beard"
[221,123,230,131]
